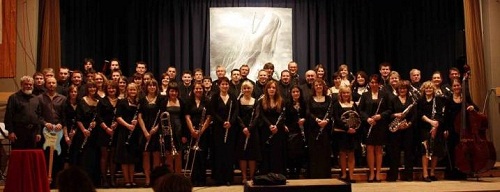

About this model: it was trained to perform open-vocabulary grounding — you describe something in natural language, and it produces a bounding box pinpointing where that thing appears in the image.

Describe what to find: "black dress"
[417,96,446,157]
[209,94,238,184]
[64,101,78,164]
[74,98,100,185]
[184,97,209,185]
[306,96,333,178]
[285,99,307,178]
[114,99,141,164]
[257,100,287,175]
[162,100,184,152]
[358,91,391,146]
[139,96,162,152]
[332,101,359,152]
[96,97,116,147]
[236,100,261,161]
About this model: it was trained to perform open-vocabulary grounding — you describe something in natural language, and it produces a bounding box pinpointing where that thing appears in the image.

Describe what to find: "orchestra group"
[4,59,477,188]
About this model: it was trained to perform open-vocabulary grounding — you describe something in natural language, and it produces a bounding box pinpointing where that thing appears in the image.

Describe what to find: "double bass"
[454,65,496,175]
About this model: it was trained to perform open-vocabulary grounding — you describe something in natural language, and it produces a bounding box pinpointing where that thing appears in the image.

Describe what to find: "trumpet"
[184,107,206,177]
[265,107,286,145]
[125,104,140,146]
[389,101,416,132]
[144,110,161,151]
[224,100,233,144]
[161,112,178,157]
[80,100,99,152]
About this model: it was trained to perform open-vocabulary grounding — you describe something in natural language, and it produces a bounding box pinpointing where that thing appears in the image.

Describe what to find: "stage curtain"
[463,0,486,108]
[60,0,465,82]
[38,0,61,72]
[0,0,16,78]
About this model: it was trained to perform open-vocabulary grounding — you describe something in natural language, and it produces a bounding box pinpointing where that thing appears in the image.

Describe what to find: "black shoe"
[423,176,432,182]
[386,177,397,182]
[131,182,137,188]
[374,179,382,183]
[226,182,232,186]
[429,176,438,181]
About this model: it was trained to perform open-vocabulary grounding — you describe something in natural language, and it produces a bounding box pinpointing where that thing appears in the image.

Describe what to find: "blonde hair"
[338,85,352,102]
[419,81,436,94]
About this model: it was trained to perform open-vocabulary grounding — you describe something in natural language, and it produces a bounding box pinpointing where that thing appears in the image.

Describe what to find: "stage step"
[106,163,500,187]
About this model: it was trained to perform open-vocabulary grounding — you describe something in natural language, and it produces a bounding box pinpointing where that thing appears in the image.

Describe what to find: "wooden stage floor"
[33,177,498,192]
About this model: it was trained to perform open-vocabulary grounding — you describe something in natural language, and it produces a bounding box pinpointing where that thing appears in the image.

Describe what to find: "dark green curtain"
[60,0,464,82]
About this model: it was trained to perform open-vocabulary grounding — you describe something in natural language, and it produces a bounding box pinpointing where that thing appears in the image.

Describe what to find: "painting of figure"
[210,7,293,80]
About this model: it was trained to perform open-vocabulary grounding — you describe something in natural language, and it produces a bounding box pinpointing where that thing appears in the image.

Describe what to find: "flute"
[144,109,161,151]
[366,98,383,139]
[265,107,286,145]
[224,100,232,144]
[125,104,140,146]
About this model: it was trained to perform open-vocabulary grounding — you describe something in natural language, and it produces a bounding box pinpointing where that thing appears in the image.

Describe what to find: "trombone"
[184,107,206,177]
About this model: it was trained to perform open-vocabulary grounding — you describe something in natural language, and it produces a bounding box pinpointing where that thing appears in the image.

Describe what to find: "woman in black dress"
[445,77,476,180]
[417,81,446,182]
[359,74,391,182]
[184,82,211,186]
[209,77,238,186]
[258,80,287,175]
[162,82,185,174]
[63,85,79,168]
[96,81,119,187]
[332,86,360,182]
[236,80,261,183]
[115,83,141,187]
[352,71,369,105]
[138,80,162,187]
[387,80,417,181]
[285,85,307,179]
[306,79,333,179]
[75,81,100,185]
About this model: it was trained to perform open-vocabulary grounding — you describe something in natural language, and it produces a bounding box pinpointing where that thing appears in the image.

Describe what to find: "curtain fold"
[38,0,61,72]
[60,0,465,82]
[463,0,486,108]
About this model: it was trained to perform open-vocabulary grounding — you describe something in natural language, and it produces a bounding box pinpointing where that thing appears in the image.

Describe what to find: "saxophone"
[389,101,416,132]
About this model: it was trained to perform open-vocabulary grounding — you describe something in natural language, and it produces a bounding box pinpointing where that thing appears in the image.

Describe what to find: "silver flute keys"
[224,100,232,144]
[265,107,286,144]
[144,109,161,151]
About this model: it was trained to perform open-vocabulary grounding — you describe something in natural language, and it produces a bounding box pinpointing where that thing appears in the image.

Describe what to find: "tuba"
[389,101,416,132]
[341,110,361,130]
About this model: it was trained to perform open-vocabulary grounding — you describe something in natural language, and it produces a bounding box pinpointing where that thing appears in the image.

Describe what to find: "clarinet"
[316,96,334,140]
[144,109,161,151]
[427,97,437,160]
[80,100,99,152]
[366,98,383,139]
[107,108,117,148]
[65,118,76,160]
[296,103,307,148]
[224,100,233,144]
[265,107,286,144]
[125,104,140,146]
